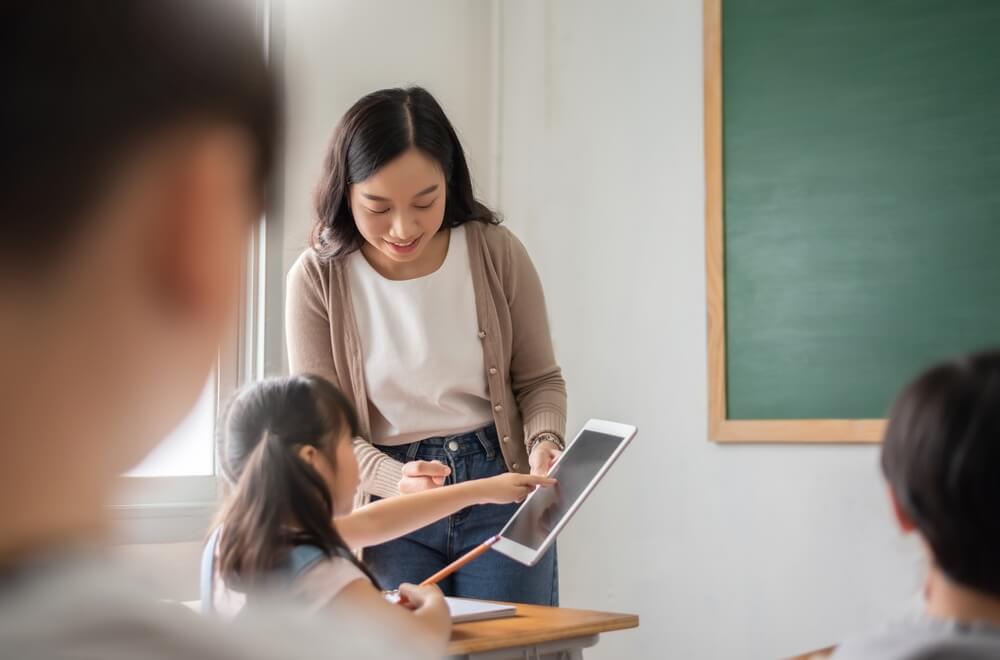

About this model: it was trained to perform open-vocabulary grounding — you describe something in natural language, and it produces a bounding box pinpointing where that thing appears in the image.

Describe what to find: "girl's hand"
[528,440,562,477]
[475,472,556,505]
[398,460,451,494]
[397,583,451,628]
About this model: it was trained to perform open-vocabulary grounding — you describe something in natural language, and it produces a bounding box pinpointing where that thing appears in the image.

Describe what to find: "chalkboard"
[705,0,1000,442]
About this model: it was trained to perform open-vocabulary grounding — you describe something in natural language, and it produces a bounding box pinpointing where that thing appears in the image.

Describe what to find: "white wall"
[495,1,921,658]
[276,0,497,373]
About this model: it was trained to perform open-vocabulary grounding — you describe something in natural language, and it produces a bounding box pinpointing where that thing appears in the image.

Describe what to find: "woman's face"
[348,147,447,269]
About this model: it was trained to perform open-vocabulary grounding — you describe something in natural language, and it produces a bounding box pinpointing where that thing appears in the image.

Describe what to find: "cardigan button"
[478,330,487,339]
[512,463,519,470]
[494,404,503,412]
[502,436,510,443]
[489,367,498,375]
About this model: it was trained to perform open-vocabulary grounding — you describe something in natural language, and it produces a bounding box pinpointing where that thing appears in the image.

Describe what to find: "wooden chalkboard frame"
[703,0,884,443]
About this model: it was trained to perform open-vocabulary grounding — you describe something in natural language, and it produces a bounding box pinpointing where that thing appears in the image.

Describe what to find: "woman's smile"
[384,234,423,255]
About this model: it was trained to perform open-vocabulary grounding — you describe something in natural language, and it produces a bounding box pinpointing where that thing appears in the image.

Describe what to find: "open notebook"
[382,591,516,623]
[445,597,516,623]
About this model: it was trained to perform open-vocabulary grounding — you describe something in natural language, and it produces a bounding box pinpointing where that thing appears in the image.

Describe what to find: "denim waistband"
[384,424,499,461]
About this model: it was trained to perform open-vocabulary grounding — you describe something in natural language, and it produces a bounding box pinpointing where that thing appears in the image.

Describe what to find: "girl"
[286,86,566,604]
[205,374,554,653]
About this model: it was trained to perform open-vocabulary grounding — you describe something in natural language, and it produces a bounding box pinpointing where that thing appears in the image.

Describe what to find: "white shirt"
[347,226,493,446]
[0,551,421,660]
[833,613,1000,660]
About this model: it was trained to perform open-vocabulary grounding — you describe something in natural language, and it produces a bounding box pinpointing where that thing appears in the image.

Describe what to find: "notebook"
[445,597,516,623]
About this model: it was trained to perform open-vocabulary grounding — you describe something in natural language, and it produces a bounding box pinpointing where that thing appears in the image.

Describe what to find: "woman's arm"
[335,473,555,551]
[350,437,406,499]
[285,253,406,498]
[501,231,568,467]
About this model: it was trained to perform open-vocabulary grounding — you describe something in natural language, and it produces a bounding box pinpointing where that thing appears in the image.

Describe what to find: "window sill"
[109,475,220,544]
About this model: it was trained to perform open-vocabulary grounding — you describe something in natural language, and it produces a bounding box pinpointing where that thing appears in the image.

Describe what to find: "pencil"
[419,535,500,587]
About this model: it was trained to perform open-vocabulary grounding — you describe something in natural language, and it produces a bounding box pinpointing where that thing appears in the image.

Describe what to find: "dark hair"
[882,349,1000,598]
[312,86,499,260]
[1,0,278,267]
[216,374,377,590]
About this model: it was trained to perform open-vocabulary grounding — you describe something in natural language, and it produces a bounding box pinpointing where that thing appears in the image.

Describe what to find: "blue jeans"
[365,424,559,605]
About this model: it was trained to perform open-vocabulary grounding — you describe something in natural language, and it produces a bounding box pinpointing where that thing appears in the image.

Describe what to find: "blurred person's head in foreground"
[0,0,277,563]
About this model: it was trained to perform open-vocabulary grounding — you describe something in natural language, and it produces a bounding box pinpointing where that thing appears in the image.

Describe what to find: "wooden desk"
[447,603,638,660]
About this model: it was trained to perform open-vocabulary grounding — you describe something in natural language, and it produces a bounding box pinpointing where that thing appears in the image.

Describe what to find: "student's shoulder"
[299,553,367,580]
[0,557,253,660]
[1,554,411,660]
[293,554,370,603]
[833,617,1000,660]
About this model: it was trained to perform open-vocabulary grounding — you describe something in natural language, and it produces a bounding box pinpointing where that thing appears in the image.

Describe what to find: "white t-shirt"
[833,614,1000,660]
[0,551,421,660]
[347,225,494,446]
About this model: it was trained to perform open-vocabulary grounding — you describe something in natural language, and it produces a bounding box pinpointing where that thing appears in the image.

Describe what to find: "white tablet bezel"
[492,418,637,566]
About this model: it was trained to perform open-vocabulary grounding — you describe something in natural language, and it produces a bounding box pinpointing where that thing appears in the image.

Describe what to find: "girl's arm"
[335,473,555,551]
[330,580,451,657]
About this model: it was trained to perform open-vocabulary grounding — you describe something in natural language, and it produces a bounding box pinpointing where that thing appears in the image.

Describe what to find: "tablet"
[492,419,637,566]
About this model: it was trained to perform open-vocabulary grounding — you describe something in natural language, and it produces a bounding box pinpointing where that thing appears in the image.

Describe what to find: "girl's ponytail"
[215,375,378,591]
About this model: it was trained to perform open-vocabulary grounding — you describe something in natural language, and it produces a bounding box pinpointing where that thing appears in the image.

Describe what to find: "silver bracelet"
[527,432,564,455]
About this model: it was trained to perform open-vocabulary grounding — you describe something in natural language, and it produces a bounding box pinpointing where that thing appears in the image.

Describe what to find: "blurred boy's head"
[882,350,1000,598]
[0,1,277,554]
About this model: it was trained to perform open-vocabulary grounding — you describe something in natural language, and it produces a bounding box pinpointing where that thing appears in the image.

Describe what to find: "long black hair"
[215,374,378,590]
[882,349,1000,597]
[312,86,499,261]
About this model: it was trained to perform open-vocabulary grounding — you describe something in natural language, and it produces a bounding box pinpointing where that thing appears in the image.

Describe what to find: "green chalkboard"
[722,0,1000,420]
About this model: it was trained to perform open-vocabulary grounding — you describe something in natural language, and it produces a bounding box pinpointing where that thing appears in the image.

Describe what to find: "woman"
[286,86,566,605]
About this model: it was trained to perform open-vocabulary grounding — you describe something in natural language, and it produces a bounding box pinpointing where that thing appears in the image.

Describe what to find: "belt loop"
[405,439,422,461]
[474,427,496,460]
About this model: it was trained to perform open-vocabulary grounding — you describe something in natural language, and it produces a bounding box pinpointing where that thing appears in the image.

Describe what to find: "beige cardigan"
[285,221,567,506]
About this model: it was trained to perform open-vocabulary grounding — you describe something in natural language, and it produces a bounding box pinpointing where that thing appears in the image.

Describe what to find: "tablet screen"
[500,430,626,550]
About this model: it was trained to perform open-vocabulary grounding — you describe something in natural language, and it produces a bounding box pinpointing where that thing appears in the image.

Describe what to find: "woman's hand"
[473,472,556,505]
[528,440,562,477]
[398,460,451,494]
